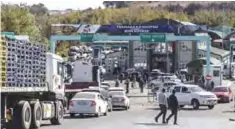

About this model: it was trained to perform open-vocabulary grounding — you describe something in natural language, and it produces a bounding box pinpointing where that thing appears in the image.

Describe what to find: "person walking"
[155,88,168,124]
[166,90,179,125]
[139,77,144,93]
[125,78,130,94]
[115,79,119,87]
[210,81,215,91]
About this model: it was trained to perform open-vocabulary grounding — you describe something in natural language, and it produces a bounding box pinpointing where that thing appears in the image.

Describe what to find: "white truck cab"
[168,84,218,109]
[46,53,72,96]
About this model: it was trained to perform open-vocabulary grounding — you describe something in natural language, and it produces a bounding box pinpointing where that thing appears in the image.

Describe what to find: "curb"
[127,95,154,98]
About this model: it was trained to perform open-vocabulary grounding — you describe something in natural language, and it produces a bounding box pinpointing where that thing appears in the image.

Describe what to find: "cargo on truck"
[65,60,102,103]
[0,36,72,129]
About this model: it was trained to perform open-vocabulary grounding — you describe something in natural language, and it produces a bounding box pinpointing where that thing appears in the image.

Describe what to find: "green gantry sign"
[1,32,15,36]
[140,33,166,43]
[80,33,94,42]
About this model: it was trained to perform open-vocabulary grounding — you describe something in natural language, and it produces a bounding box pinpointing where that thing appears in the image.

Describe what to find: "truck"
[0,36,72,129]
[65,60,101,102]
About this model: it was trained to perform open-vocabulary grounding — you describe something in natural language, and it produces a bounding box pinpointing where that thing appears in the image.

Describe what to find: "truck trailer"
[0,36,72,129]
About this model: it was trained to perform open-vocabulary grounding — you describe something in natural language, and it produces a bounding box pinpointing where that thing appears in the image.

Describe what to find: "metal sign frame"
[50,34,211,75]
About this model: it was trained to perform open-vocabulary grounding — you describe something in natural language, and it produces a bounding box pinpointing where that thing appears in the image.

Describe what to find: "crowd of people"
[113,68,148,94]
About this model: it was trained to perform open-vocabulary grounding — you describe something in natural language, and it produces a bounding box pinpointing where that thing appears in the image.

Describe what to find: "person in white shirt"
[155,88,168,123]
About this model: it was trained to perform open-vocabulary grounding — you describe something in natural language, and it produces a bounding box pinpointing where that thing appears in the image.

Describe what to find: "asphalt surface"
[40,99,235,129]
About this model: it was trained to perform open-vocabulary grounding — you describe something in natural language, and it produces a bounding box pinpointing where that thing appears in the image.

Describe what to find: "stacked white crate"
[5,36,46,87]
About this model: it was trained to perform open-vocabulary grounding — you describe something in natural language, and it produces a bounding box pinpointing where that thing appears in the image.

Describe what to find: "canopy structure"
[187,57,221,68]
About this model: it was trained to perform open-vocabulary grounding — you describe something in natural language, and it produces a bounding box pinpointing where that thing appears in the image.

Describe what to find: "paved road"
[40,101,235,129]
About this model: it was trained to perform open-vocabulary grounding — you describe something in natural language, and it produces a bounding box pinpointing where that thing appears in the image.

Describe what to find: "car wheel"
[104,107,108,116]
[125,106,128,110]
[70,113,75,117]
[192,99,200,110]
[108,105,112,112]
[79,114,84,118]
[208,105,214,109]
[95,107,101,117]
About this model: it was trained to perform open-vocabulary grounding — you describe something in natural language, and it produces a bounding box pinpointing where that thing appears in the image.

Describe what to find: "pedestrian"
[119,73,123,83]
[155,88,168,124]
[210,81,215,91]
[125,78,130,94]
[115,79,119,87]
[139,77,144,93]
[132,74,136,88]
[161,77,164,83]
[166,89,179,125]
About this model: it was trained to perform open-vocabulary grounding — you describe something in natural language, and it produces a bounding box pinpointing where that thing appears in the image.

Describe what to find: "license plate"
[77,101,87,105]
[112,98,120,102]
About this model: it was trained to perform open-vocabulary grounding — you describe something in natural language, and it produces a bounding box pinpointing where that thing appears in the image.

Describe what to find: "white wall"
[177,41,193,69]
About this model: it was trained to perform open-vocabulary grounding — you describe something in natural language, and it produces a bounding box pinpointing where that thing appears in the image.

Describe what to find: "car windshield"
[73,93,96,99]
[212,87,228,92]
[190,86,205,92]
[109,91,124,96]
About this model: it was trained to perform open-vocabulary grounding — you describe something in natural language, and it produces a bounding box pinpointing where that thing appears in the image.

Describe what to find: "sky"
[1,0,105,10]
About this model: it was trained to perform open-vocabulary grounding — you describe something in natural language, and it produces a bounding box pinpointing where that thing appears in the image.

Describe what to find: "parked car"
[212,86,233,103]
[109,91,130,110]
[168,84,218,109]
[81,87,113,112]
[69,92,109,117]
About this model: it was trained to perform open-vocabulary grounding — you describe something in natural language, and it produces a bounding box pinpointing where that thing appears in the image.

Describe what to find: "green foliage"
[1,4,41,41]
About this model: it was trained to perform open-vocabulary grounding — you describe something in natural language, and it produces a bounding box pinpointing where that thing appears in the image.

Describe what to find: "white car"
[69,92,109,117]
[109,91,130,110]
[168,84,218,110]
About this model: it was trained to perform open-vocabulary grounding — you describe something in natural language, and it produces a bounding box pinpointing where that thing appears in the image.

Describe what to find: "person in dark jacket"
[210,81,215,91]
[139,78,144,93]
[166,89,179,125]
[125,78,130,94]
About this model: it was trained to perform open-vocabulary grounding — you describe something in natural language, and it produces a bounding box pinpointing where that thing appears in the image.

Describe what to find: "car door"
[173,86,182,105]
[180,86,191,105]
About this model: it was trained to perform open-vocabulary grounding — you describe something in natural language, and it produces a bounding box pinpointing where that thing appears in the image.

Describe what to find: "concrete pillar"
[128,41,134,68]
[192,41,197,60]
[147,44,153,72]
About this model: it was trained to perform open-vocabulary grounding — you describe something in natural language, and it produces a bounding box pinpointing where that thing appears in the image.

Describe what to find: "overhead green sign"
[1,32,15,36]
[140,33,166,43]
[80,33,94,42]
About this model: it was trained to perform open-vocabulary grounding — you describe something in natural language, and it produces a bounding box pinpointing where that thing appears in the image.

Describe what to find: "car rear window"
[74,93,96,99]
[212,87,228,92]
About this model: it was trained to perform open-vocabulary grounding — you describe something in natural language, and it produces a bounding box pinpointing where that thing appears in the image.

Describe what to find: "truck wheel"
[30,101,42,129]
[192,99,200,110]
[50,101,64,125]
[13,101,32,129]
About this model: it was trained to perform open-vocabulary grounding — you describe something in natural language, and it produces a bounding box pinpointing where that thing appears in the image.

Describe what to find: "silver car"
[109,91,130,110]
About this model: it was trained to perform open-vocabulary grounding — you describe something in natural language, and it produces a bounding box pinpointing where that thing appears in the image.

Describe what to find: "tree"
[29,3,49,16]
[1,4,41,41]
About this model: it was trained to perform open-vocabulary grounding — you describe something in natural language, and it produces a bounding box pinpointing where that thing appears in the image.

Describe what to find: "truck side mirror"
[66,64,73,76]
